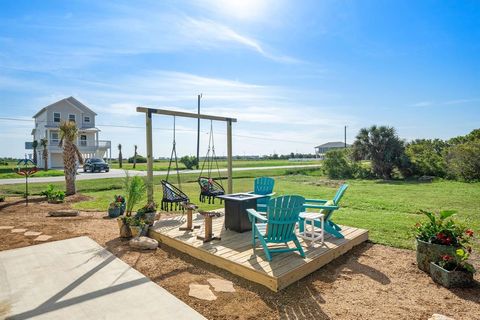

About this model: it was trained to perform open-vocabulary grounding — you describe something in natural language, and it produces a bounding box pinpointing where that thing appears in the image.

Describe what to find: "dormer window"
[84,116,90,123]
[69,114,76,122]
[53,112,61,123]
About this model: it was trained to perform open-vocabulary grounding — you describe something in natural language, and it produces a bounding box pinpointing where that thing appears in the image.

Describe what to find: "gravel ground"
[1,196,479,320]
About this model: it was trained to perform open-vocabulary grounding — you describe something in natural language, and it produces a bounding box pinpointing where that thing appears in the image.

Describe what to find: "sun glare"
[211,0,272,21]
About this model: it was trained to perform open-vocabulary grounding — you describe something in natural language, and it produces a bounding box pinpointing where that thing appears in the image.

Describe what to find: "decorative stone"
[129,236,158,250]
[34,235,52,242]
[11,229,27,233]
[188,284,217,301]
[48,210,79,217]
[207,278,236,292]
[428,314,455,320]
[0,226,15,230]
[24,231,42,237]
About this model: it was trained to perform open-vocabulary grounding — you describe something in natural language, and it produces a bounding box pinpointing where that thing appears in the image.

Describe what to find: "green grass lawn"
[0,162,64,179]
[0,167,478,251]
[110,159,320,171]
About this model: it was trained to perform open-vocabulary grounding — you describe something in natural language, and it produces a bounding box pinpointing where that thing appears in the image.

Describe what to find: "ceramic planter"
[429,262,474,288]
[117,219,132,238]
[130,225,148,238]
[416,238,457,273]
[108,206,122,218]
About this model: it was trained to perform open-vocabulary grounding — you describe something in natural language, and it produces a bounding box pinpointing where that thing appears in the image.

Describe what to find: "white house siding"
[50,153,64,168]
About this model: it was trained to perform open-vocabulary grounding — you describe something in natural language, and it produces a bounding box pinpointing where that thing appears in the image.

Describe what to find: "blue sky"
[1,0,479,158]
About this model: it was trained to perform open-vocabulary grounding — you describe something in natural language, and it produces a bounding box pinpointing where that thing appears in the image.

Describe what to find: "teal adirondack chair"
[299,184,349,239]
[247,195,305,261]
[249,177,275,212]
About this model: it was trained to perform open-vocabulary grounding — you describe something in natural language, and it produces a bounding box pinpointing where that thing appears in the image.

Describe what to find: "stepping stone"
[129,236,158,250]
[429,315,455,320]
[34,235,52,242]
[188,284,217,301]
[0,226,14,230]
[11,229,27,233]
[24,231,42,237]
[48,210,79,217]
[207,278,236,292]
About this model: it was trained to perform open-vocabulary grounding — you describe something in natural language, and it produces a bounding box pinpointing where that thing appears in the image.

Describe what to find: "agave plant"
[40,138,48,171]
[59,121,83,195]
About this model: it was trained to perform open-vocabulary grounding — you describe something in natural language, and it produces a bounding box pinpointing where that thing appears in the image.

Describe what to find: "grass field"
[0,163,64,179]
[110,159,320,171]
[0,167,478,250]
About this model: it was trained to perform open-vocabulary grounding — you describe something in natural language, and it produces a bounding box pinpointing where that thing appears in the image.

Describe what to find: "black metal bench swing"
[198,121,225,204]
[161,116,190,211]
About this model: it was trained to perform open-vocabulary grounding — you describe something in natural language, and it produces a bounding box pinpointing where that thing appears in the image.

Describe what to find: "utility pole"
[196,94,202,169]
[344,125,347,148]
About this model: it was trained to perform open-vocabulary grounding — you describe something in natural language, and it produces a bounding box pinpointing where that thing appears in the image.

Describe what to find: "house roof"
[32,96,98,118]
[315,141,350,148]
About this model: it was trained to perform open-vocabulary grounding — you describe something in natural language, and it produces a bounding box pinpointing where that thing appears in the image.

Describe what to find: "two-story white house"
[30,97,111,169]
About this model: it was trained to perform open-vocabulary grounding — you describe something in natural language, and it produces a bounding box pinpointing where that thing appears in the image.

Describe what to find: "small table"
[298,212,324,246]
[216,193,268,233]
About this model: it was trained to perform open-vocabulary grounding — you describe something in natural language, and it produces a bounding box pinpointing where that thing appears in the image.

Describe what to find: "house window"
[80,135,87,147]
[51,132,59,143]
[69,114,76,122]
[53,112,61,123]
[84,116,90,123]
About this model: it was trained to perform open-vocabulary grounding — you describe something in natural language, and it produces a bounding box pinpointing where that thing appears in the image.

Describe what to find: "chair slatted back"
[254,177,275,206]
[265,195,305,242]
[333,184,348,205]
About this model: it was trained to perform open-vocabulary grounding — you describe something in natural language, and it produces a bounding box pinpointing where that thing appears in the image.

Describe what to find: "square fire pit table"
[216,193,268,233]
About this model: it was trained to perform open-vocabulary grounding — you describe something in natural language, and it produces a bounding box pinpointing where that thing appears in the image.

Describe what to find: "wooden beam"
[137,107,237,123]
[145,110,154,202]
[227,119,233,193]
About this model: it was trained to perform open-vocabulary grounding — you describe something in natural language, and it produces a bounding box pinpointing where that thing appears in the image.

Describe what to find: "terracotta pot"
[416,238,457,273]
[429,262,474,288]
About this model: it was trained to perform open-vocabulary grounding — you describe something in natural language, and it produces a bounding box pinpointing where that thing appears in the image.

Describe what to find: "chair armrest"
[303,204,339,210]
[265,192,276,197]
[247,208,267,222]
[304,198,328,204]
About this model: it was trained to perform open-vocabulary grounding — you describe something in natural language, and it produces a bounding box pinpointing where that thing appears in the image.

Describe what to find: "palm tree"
[32,140,38,165]
[40,138,48,171]
[59,121,83,195]
[118,144,123,168]
[133,144,138,169]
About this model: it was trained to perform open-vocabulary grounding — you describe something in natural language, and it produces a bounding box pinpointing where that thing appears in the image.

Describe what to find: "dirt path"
[1,196,479,320]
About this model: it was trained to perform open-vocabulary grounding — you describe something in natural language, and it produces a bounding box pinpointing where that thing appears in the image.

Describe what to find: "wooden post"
[227,119,233,194]
[146,110,154,203]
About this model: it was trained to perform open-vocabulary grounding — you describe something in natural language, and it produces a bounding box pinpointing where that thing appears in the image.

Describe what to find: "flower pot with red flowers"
[430,248,475,288]
[108,195,126,218]
[414,210,474,273]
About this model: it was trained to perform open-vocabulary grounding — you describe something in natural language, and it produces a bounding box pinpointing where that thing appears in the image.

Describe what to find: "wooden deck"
[149,211,368,292]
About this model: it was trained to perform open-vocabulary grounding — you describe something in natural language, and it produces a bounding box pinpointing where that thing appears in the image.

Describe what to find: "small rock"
[207,278,236,292]
[34,235,52,242]
[129,236,158,250]
[24,231,42,237]
[189,284,217,301]
[428,314,455,320]
[48,210,79,217]
[0,226,15,230]
[11,228,28,233]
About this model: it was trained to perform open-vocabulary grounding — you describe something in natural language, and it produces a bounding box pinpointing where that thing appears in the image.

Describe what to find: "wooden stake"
[227,119,233,194]
[146,110,154,203]
[180,206,200,231]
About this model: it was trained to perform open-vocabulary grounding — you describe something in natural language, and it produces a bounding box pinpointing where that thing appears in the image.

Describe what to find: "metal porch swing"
[161,116,189,211]
[197,121,225,204]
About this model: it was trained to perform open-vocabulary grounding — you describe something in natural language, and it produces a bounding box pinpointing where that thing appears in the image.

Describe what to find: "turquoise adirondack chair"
[299,184,349,239]
[249,177,275,212]
[247,195,306,261]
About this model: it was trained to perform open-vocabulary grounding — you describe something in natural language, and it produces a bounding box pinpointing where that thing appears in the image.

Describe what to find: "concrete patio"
[0,236,205,320]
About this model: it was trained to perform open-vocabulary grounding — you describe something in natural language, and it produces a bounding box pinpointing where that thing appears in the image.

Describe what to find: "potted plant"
[123,216,148,238]
[135,201,158,226]
[414,210,472,273]
[430,247,476,288]
[108,195,126,218]
[41,184,66,204]
[117,172,146,238]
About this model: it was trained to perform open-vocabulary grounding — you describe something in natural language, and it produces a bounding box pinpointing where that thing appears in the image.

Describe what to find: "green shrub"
[323,149,354,179]
[0,195,5,202]
[180,156,198,170]
[404,139,447,177]
[123,171,146,216]
[41,184,66,202]
[128,155,147,163]
[445,140,480,182]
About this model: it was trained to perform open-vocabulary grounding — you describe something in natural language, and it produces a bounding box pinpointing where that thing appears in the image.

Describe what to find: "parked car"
[83,158,110,173]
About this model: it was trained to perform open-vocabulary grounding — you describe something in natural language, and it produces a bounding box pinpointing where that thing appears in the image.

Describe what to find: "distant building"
[27,97,111,168]
[315,141,350,159]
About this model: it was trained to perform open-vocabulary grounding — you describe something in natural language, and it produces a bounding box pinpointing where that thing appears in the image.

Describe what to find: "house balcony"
[43,121,97,130]
[45,140,111,152]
